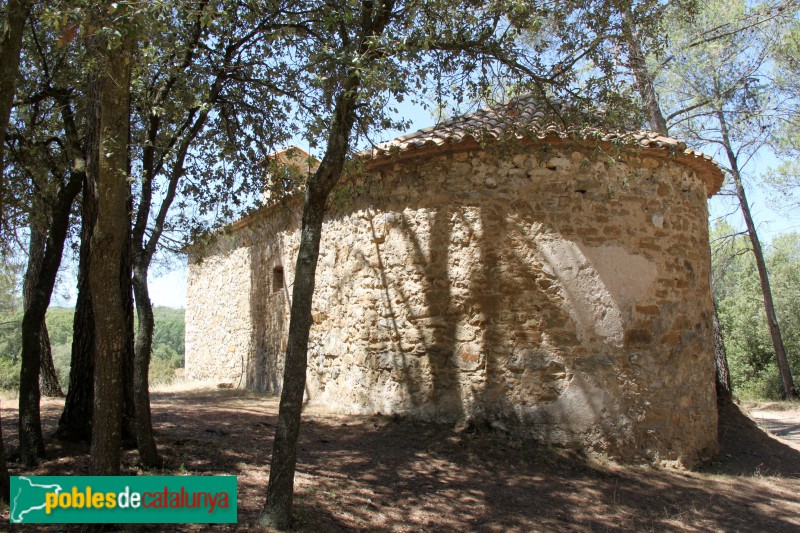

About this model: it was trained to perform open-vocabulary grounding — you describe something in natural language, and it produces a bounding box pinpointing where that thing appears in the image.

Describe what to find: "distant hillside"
[0,306,185,391]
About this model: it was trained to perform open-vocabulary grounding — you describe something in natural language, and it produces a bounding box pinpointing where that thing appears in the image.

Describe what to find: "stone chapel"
[185,96,724,464]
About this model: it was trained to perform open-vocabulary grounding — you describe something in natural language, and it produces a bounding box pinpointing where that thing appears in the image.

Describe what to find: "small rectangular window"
[272,266,284,293]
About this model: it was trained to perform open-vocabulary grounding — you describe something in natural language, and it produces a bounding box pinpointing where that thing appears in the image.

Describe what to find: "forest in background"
[0,305,184,392]
[713,227,800,399]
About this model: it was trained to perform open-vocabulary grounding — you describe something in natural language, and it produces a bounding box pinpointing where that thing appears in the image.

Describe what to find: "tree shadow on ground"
[2,388,799,532]
[709,400,800,478]
[755,418,800,441]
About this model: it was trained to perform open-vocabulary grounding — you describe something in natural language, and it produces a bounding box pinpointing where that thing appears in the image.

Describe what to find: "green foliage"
[712,222,800,400]
[765,14,800,209]
[0,357,20,391]
[152,307,185,364]
[0,255,23,312]
[45,307,75,347]
[149,344,183,385]
[0,305,185,391]
[0,310,22,364]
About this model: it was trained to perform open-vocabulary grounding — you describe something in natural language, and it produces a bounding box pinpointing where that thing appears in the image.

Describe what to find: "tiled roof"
[363,94,723,197]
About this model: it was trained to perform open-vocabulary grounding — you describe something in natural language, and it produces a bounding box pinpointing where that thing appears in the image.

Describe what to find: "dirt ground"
[1,385,799,532]
[746,402,800,451]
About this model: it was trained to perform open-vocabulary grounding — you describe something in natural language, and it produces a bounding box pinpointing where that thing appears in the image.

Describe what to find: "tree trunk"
[0,16,28,450]
[18,178,82,465]
[0,399,9,503]
[24,224,64,398]
[264,80,359,529]
[18,77,87,462]
[0,0,31,211]
[713,300,732,402]
[128,106,209,467]
[261,3,398,517]
[121,213,137,449]
[263,203,324,528]
[618,3,669,135]
[132,264,161,466]
[57,222,95,440]
[89,32,134,475]
[57,79,100,441]
[717,109,796,399]
[39,322,63,396]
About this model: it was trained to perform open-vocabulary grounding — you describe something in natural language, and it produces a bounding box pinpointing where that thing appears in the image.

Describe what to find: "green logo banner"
[10,475,237,524]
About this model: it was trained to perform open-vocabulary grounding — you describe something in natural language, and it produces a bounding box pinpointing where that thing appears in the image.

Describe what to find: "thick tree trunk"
[0,0,31,209]
[89,33,134,475]
[264,81,359,529]
[57,81,100,441]
[24,224,64,398]
[132,264,161,466]
[717,110,795,399]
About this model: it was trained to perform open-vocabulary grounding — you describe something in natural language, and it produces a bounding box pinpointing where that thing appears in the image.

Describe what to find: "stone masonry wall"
[186,142,719,464]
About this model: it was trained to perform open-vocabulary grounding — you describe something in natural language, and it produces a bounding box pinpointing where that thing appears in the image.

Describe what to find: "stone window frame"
[272,266,284,293]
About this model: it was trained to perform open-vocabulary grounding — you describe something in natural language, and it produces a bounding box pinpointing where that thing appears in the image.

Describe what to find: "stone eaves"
[362,94,724,198]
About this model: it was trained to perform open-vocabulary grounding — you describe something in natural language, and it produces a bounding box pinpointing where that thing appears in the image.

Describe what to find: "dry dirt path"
[748,405,800,451]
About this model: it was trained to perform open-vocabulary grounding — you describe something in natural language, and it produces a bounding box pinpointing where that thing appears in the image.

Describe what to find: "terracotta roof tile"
[362,94,724,197]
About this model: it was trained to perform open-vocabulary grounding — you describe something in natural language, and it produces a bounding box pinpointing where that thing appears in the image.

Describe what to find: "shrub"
[0,357,20,391]
[150,344,182,385]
